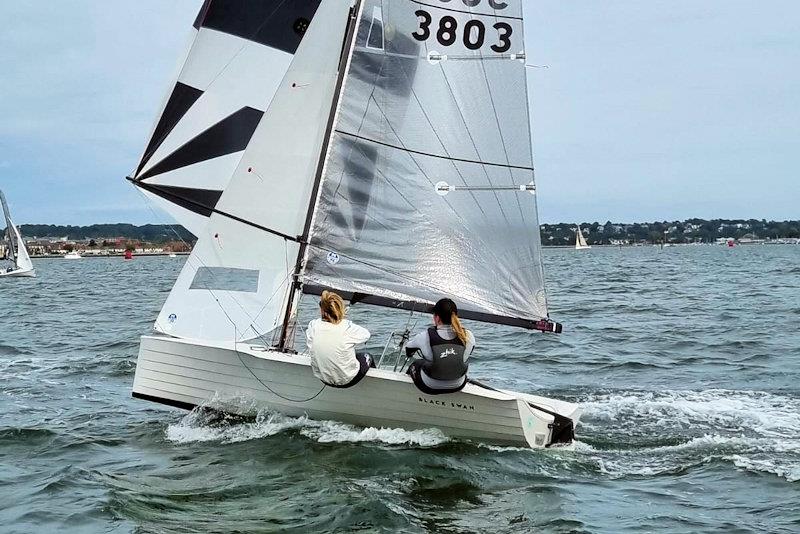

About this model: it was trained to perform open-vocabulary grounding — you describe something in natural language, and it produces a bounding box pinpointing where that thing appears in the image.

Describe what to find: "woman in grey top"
[406,298,475,394]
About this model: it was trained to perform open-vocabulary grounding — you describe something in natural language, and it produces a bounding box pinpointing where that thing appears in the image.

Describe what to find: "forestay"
[302,0,550,323]
[152,0,356,343]
[130,0,324,236]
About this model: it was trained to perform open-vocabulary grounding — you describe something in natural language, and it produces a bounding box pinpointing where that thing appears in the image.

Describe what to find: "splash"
[581,389,800,438]
[576,389,800,482]
[165,396,448,448]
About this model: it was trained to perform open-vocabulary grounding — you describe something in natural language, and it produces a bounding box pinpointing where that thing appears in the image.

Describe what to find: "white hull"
[0,267,35,278]
[574,244,591,250]
[132,335,580,448]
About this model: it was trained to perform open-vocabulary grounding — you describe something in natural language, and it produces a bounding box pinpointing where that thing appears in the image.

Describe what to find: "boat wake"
[165,396,448,448]
[577,389,800,482]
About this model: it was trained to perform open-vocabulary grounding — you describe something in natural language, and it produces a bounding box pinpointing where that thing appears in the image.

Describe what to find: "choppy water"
[1,245,799,533]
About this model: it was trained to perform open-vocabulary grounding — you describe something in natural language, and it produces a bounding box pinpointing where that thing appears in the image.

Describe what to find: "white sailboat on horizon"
[575,226,591,250]
[126,0,579,448]
[0,189,35,278]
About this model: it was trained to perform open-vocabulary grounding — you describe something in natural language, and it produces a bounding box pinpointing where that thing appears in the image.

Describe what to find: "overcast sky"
[1,1,797,225]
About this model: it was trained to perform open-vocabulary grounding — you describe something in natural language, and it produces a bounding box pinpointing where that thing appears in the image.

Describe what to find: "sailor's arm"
[405,331,432,360]
[345,320,370,344]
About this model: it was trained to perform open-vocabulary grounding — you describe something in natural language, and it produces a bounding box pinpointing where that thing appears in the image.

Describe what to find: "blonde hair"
[319,290,346,324]
[450,313,468,345]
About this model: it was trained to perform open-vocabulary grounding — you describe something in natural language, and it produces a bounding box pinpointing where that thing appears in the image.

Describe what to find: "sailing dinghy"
[128,0,579,448]
[0,190,35,278]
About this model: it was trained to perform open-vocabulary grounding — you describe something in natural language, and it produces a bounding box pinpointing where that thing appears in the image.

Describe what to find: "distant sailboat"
[0,189,35,278]
[575,227,591,250]
[127,0,579,448]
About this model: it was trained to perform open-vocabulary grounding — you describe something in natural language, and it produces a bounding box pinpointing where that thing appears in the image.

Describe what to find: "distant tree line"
[542,219,800,246]
[13,223,196,244]
[5,219,799,247]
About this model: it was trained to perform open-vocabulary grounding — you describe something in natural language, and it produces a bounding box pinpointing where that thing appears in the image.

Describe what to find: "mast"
[278,0,364,350]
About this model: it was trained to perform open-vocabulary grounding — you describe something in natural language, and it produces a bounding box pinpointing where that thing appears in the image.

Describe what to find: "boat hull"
[132,335,580,448]
[0,268,35,278]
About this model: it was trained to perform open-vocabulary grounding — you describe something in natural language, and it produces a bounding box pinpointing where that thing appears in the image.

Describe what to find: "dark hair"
[433,298,467,344]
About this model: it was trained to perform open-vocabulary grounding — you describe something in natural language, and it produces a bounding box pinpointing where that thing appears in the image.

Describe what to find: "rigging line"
[129,178,300,244]
[408,0,523,21]
[477,55,528,224]
[225,309,327,403]
[434,60,511,226]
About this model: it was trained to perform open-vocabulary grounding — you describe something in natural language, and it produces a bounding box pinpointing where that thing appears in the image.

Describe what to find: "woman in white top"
[306,290,372,388]
[406,298,474,394]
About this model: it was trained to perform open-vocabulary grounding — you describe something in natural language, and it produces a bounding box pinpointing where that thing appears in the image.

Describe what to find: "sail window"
[366,7,384,50]
[189,267,260,293]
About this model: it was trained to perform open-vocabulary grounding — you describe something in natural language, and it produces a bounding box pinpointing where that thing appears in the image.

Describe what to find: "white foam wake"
[164,396,448,448]
[581,389,800,438]
[577,389,800,482]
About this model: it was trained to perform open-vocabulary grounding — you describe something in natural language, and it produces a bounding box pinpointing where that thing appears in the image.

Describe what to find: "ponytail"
[433,298,468,344]
[319,290,346,324]
[450,312,468,345]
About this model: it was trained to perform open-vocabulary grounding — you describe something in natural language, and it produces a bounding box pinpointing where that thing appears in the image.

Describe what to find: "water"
[1,246,799,533]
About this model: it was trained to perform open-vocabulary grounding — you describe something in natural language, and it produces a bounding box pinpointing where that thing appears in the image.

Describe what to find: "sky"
[0,1,797,225]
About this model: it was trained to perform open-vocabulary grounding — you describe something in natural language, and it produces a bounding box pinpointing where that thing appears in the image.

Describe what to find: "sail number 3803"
[412,10,513,53]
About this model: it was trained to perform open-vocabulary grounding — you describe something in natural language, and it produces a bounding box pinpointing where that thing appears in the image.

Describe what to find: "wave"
[165,398,448,448]
[580,389,800,439]
[0,343,32,356]
[724,454,800,482]
[574,390,800,483]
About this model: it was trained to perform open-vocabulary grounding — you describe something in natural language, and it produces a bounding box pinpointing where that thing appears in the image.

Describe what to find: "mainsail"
[129,0,325,236]
[300,0,551,327]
